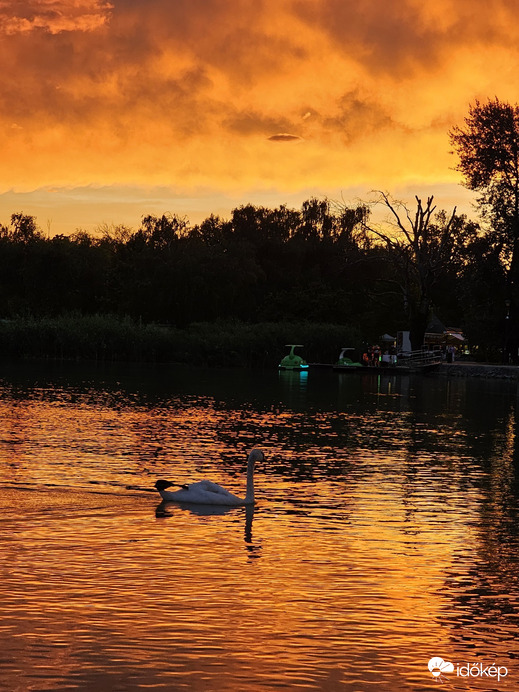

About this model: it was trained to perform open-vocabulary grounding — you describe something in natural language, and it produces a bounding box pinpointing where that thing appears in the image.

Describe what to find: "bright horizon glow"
[0,0,515,235]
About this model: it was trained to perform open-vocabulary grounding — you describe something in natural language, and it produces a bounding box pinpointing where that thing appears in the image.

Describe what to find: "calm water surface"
[0,361,518,691]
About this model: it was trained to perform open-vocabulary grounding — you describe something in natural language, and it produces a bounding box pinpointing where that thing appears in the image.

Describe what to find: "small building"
[396,317,465,354]
[424,315,465,351]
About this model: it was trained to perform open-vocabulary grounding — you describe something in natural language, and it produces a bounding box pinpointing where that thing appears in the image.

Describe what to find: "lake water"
[0,361,518,691]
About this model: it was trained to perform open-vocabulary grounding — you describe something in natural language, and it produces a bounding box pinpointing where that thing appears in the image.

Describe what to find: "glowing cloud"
[1,0,519,231]
[0,0,113,34]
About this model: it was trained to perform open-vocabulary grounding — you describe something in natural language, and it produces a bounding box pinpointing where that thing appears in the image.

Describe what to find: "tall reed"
[0,314,362,367]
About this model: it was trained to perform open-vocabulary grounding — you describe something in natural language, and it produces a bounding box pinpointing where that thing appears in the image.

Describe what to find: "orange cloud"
[0,0,112,34]
[1,0,519,231]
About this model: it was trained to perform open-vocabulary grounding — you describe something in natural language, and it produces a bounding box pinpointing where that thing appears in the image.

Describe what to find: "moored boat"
[333,347,363,371]
[278,344,309,371]
[334,347,442,374]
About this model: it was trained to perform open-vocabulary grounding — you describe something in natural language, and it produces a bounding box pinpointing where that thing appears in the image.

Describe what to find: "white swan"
[154,448,265,506]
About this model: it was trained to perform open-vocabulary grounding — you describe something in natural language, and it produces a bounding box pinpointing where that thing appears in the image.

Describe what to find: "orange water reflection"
[0,364,518,691]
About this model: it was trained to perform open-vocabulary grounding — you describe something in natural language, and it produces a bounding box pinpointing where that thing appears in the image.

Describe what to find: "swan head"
[155,479,174,492]
[248,448,265,465]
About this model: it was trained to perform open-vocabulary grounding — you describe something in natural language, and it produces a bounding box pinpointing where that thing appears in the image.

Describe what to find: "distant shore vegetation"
[2,97,519,365]
[0,191,507,364]
[0,315,362,367]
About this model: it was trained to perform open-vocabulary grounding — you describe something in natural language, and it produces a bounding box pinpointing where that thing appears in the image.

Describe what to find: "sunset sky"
[2,0,519,235]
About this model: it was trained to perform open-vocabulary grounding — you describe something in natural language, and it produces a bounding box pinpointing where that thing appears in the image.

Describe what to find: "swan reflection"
[155,501,258,555]
[156,500,234,517]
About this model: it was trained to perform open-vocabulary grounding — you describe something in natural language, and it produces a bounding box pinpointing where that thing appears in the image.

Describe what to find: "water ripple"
[0,364,517,690]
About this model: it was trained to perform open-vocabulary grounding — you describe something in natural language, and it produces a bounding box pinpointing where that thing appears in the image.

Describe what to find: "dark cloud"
[268,133,303,142]
[292,0,435,74]
[292,0,519,76]
[225,112,294,137]
[0,0,306,138]
[322,90,400,142]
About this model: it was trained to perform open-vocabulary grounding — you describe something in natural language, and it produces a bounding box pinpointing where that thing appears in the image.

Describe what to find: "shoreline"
[438,362,519,379]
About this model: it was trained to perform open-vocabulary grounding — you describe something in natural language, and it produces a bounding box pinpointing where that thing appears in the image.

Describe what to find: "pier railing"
[398,349,443,369]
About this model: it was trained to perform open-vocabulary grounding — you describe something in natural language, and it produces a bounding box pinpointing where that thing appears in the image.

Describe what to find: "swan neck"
[245,456,255,503]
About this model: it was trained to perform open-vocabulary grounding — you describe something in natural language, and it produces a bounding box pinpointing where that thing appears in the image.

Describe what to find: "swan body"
[154,448,264,506]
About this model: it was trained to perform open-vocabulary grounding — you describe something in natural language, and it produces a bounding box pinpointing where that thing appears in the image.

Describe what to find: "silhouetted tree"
[457,233,507,358]
[450,98,519,358]
[10,213,42,244]
[364,192,476,350]
[450,99,519,267]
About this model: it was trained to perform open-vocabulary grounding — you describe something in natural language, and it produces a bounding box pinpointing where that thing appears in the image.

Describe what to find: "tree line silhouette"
[1,97,518,363]
[0,196,505,362]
